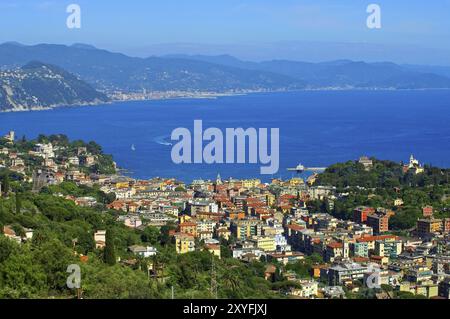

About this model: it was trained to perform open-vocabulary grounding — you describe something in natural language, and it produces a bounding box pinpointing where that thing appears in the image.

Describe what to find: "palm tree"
[220,266,241,293]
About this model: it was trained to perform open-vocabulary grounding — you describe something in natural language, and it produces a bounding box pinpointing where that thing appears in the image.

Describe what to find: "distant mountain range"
[1,42,450,111]
[127,41,450,66]
[164,54,450,89]
[0,61,108,112]
[0,42,302,92]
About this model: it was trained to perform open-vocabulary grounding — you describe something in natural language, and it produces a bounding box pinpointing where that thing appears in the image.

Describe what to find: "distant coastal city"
[1,130,449,299]
[108,89,257,103]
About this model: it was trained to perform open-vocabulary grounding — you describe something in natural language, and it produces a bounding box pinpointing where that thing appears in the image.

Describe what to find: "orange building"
[179,222,198,237]
[353,206,375,223]
[367,214,389,234]
[423,206,434,217]
[227,210,246,220]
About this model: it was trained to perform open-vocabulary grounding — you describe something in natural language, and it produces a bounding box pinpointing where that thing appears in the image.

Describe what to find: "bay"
[1,90,449,182]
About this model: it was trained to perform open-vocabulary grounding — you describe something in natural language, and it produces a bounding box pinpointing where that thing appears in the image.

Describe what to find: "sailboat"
[131,144,136,151]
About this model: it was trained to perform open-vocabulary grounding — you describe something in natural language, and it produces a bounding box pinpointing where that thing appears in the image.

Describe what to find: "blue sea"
[1,90,450,182]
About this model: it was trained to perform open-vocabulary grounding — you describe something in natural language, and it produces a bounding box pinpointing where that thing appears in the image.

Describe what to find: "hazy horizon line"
[2,40,450,67]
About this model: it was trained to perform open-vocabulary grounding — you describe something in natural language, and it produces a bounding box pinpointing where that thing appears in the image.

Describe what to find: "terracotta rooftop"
[327,242,344,249]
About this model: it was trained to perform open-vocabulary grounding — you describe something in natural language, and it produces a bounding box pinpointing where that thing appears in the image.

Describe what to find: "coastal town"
[0,130,449,299]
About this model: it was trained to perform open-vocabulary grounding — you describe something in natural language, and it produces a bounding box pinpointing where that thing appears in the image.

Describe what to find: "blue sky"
[1,0,450,63]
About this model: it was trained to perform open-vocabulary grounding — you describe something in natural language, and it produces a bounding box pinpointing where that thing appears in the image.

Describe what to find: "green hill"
[0,61,109,112]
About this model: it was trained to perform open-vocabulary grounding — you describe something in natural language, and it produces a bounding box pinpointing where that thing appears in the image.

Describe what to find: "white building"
[68,156,80,166]
[294,280,319,298]
[128,245,158,258]
[94,230,106,249]
[35,143,55,158]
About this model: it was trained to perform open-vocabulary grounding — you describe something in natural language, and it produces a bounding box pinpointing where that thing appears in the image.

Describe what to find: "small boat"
[131,144,136,151]
[287,164,305,172]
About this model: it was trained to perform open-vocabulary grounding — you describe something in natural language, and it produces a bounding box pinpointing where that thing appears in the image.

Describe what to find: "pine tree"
[15,193,21,214]
[1,174,9,196]
[104,229,116,265]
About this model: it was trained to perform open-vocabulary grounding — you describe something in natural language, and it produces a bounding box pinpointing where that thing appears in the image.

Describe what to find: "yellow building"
[179,215,193,223]
[158,181,167,189]
[417,219,442,235]
[132,184,147,191]
[414,284,438,298]
[205,244,221,259]
[265,193,276,206]
[216,228,231,240]
[116,182,130,189]
[400,282,439,298]
[271,178,282,186]
[242,179,261,188]
[252,236,276,252]
[307,174,318,185]
[175,233,195,254]
[289,178,304,187]
[394,198,404,206]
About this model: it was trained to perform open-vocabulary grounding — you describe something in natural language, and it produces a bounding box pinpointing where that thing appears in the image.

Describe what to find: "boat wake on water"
[154,135,173,146]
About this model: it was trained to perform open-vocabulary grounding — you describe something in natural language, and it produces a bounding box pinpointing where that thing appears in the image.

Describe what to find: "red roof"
[280,194,296,199]
[268,252,304,258]
[287,224,304,231]
[353,256,370,263]
[370,255,385,260]
[357,235,397,243]
[180,222,197,227]
[80,255,89,263]
[175,232,195,238]
[327,242,343,249]
[3,226,16,236]
[247,202,265,208]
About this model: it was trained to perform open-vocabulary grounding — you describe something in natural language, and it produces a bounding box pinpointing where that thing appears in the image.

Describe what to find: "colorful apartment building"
[327,263,368,286]
[241,179,261,188]
[325,241,350,262]
[352,241,369,258]
[231,220,262,240]
[375,239,403,258]
[422,206,434,217]
[353,206,375,224]
[178,221,198,237]
[250,236,276,252]
[367,214,389,234]
[417,219,442,236]
[175,233,195,254]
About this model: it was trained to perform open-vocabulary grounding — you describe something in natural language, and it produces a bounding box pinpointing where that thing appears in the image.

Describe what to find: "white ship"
[287,163,326,173]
